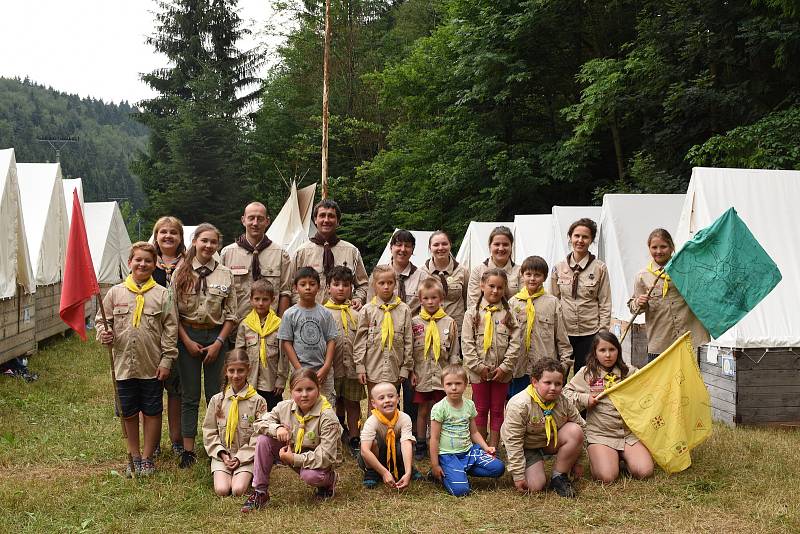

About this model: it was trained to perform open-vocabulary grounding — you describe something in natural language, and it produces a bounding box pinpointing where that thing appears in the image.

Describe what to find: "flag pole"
[619,276,660,343]
[96,293,137,479]
[320,0,331,200]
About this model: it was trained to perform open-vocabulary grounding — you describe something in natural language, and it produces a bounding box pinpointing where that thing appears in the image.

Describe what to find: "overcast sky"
[0,0,285,104]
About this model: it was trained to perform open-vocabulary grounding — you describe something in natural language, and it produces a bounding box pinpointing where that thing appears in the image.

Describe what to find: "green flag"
[664,207,782,339]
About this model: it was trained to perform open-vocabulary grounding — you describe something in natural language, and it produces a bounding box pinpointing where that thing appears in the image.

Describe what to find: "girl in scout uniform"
[418,230,468,333]
[466,226,522,308]
[628,228,710,362]
[461,268,521,448]
[242,369,343,511]
[551,218,611,374]
[564,331,654,483]
[172,223,238,468]
[202,349,268,496]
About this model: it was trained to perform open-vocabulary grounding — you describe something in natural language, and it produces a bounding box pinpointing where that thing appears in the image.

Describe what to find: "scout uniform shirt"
[175,258,238,327]
[327,301,360,380]
[202,387,268,468]
[628,266,710,354]
[509,292,573,378]
[235,320,288,392]
[500,390,585,481]
[411,314,460,392]
[564,365,639,450]
[253,397,343,470]
[418,256,468,331]
[466,258,522,308]
[292,239,370,304]
[352,299,414,384]
[367,262,424,316]
[461,299,521,384]
[551,254,612,336]
[220,240,292,320]
[96,282,179,380]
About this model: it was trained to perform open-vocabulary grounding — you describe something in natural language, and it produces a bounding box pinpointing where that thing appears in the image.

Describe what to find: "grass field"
[1,336,798,533]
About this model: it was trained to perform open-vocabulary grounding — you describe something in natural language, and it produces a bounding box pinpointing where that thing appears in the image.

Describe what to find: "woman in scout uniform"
[564,331,654,482]
[551,218,611,374]
[418,230,468,333]
[467,226,522,308]
[628,228,709,362]
[172,222,238,468]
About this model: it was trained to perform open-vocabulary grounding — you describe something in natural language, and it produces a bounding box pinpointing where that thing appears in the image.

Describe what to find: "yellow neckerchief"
[482,303,501,354]
[514,286,545,351]
[370,408,400,479]
[324,299,356,336]
[224,384,257,448]
[293,395,333,453]
[242,309,281,368]
[647,261,671,298]
[123,275,157,328]
[603,370,618,390]
[372,296,401,350]
[526,385,558,447]
[419,307,447,362]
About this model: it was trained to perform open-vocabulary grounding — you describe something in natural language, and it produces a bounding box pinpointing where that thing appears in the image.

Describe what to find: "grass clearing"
[1,336,799,533]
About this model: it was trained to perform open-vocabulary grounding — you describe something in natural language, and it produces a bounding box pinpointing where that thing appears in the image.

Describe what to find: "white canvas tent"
[548,206,602,264]
[0,149,35,298]
[513,214,554,269]
[675,168,798,348]
[85,202,131,284]
[16,162,68,285]
[266,181,318,255]
[455,221,515,273]
[377,230,435,266]
[598,194,685,324]
[62,178,84,226]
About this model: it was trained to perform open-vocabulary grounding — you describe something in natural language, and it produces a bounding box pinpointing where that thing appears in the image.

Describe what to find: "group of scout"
[96,197,710,506]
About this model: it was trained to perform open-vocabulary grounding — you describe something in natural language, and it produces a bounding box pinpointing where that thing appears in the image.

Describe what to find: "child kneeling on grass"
[203,350,267,496]
[500,358,585,498]
[359,382,422,490]
[242,369,342,512]
[97,241,178,477]
[429,364,505,497]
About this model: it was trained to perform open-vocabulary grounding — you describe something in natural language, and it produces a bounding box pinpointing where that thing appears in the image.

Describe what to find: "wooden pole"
[321,0,332,200]
[96,294,136,479]
[619,276,661,343]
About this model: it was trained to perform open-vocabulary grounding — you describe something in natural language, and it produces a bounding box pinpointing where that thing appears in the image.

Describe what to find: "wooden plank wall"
[34,282,68,342]
[699,345,736,426]
[0,289,36,364]
[611,318,648,368]
[735,349,800,425]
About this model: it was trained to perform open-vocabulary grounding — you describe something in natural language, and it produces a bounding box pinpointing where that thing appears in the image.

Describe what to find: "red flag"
[59,189,99,340]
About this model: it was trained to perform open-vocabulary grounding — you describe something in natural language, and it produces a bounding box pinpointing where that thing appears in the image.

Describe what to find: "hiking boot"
[315,471,338,499]
[171,441,185,456]
[241,490,269,512]
[125,457,142,478]
[414,440,427,461]
[178,450,196,469]
[140,457,156,476]
[549,473,576,498]
[362,477,379,489]
[348,437,361,459]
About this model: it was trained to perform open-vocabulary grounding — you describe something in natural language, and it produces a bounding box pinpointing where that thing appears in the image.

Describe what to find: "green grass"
[1,336,799,533]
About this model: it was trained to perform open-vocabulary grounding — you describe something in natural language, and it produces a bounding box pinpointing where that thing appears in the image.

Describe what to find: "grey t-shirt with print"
[278,303,339,370]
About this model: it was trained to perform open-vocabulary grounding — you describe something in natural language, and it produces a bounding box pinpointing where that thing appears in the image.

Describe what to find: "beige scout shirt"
[202,388,268,464]
[352,299,414,383]
[461,299,521,384]
[564,366,639,450]
[253,398,343,470]
[628,267,710,354]
[96,283,178,380]
[411,314,460,392]
[360,410,416,444]
[220,241,292,320]
[500,390,585,481]
[367,262,425,316]
[551,254,611,336]
[235,321,288,392]
[467,258,522,308]
[292,239,370,304]
[509,293,573,378]
[418,256,468,331]
[327,303,360,380]
[175,258,238,326]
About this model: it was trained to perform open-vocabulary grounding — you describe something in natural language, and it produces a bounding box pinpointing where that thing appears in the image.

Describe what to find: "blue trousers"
[508,375,530,398]
[438,443,505,497]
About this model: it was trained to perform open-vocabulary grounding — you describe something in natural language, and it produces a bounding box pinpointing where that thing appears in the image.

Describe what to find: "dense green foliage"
[0,77,147,208]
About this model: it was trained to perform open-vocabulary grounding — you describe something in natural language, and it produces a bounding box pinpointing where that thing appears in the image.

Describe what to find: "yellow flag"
[598,332,712,474]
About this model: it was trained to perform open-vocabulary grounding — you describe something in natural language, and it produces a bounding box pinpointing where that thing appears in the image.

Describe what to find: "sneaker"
[549,473,577,498]
[362,477,379,489]
[316,471,338,499]
[125,457,142,478]
[411,467,425,482]
[241,490,269,512]
[414,441,427,461]
[140,457,156,476]
[178,450,196,469]
[348,437,361,459]
[171,442,185,456]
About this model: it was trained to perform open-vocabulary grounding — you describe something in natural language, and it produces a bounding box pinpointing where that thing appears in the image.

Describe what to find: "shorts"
[524,447,546,469]
[413,389,446,404]
[210,457,254,476]
[117,378,163,418]
[163,371,181,397]
[335,377,367,403]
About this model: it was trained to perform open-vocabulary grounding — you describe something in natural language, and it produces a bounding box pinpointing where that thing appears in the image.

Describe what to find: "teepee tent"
[85,202,131,285]
[455,221,515,274]
[548,206,602,264]
[513,214,554,269]
[267,181,318,255]
[62,178,84,227]
[377,230,435,266]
